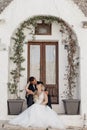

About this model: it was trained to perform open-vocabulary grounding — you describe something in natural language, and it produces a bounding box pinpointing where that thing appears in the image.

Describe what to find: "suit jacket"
[25,84,36,98]
[28,84,37,92]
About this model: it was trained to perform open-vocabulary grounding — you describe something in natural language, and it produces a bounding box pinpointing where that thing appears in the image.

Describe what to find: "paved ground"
[0,120,86,130]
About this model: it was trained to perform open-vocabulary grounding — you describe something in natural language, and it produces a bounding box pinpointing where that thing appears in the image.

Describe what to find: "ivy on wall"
[8,15,78,99]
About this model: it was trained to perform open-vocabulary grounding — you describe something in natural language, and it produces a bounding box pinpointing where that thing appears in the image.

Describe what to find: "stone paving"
[0,120,86,130]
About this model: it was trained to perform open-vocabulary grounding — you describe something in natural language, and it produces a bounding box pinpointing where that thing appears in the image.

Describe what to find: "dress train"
[9,92,65,129]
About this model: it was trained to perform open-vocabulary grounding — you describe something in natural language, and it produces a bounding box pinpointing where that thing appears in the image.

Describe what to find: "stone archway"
[9,15,80,112]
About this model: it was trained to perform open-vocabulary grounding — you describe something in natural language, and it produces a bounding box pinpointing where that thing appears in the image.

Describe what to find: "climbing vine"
[8,15,78,99]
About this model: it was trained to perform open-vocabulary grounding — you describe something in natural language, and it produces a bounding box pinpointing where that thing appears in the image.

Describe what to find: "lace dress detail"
[33,91,44,104]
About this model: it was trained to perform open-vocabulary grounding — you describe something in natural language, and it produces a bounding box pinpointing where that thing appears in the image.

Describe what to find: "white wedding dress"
[9,92,65,129]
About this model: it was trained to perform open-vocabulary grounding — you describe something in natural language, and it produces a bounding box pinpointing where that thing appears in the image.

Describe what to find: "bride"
[9,84,65,129]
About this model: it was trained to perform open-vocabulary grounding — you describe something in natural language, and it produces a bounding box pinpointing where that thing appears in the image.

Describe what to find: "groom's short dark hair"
[28,76,35,82]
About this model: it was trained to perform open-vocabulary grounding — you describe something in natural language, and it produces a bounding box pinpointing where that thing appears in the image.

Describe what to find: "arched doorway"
[9,16,79,111]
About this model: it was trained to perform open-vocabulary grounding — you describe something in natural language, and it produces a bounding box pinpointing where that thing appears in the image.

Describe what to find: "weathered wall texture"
[0,0,13,14]
[72,0,87,16]
[0,0,87,16]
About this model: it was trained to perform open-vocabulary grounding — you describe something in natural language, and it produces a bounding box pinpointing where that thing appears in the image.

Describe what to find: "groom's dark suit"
[26,83,37,107]
[26,81,52,108]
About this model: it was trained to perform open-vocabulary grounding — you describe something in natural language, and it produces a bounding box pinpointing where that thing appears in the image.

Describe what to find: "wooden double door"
[28,41,58,104]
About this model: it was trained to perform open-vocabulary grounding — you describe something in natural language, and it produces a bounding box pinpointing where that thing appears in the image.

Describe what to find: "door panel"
[28,42,58,104]
[46,45,56,84]
[30,45,40,80]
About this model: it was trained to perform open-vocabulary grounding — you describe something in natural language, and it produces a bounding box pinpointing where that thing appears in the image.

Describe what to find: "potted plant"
[62,38,80,115]
[7,29,25,115]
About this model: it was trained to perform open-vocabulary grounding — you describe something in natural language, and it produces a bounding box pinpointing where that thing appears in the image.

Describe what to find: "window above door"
[35,20,51,35]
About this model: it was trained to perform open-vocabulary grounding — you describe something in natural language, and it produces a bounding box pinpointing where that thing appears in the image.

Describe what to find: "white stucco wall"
[0,51,8,119]
[0,0,87,126]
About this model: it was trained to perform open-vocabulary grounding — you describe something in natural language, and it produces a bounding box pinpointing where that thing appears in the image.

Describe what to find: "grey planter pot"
[7,99,24,115]
[62,99,80,115]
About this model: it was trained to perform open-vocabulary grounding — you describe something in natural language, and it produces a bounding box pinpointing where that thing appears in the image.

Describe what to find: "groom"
[25,76,52,108]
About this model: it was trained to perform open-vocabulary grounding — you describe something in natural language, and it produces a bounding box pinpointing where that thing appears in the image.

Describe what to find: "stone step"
[0,120,84,130]
[0,121,60,130]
